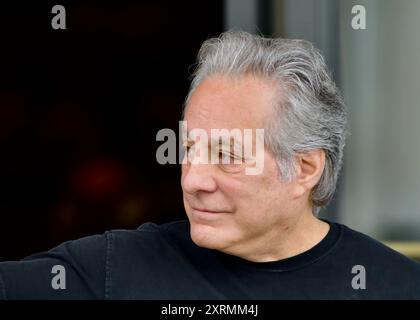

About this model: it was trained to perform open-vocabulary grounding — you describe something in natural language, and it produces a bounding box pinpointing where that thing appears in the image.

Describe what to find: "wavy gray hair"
[184,30,348,215]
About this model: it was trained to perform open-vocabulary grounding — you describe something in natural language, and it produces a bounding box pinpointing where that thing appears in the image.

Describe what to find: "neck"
[227,208,330,263]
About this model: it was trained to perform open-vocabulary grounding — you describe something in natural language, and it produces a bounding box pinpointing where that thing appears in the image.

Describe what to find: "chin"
[189,222,228,250]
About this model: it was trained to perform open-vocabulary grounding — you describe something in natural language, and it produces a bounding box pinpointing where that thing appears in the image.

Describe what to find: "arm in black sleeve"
[0,231,110,299]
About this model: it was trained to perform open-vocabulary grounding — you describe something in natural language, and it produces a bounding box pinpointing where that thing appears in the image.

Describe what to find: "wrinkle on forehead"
[184,74,280,132]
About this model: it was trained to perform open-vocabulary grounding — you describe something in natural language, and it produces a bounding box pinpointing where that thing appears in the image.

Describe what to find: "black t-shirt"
[1,220,420,299]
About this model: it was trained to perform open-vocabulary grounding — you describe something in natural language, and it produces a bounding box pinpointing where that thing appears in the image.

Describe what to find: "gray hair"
[184,30,348,215]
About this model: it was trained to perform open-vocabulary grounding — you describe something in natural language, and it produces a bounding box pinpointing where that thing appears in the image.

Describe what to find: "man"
[1,30,419,299]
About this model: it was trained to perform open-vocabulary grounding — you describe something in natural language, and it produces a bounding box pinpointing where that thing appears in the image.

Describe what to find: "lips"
[191,207,223,214]
[190,207,225,222]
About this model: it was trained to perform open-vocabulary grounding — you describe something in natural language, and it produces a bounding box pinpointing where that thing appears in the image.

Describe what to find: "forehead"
[184,74,278,131]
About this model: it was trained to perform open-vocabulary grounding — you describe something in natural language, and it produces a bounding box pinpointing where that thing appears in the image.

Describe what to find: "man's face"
[181,74,299,256]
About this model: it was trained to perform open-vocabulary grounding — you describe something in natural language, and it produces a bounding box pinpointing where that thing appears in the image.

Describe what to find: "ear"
[291,149,325,199]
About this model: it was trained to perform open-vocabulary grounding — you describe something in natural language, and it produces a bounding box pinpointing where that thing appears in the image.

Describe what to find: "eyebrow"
[184,132,244,152]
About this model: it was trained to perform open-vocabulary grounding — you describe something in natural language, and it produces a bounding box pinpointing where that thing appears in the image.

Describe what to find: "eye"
[218,151,234,162]
[218,152,244,174]
[218,151,225,160]
[183,142,193,154]
[182,143,194,164]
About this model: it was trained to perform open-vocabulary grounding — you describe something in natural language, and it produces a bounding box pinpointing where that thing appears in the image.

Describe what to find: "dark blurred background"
[0,1,224,260]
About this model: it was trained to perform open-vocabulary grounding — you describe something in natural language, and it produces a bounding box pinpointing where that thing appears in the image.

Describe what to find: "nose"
[181,163,217,194]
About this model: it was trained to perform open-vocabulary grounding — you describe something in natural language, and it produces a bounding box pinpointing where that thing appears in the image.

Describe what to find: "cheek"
[220,177,269,224]
[214,178,242,211]
[180,164,187,183]
[234,172,287,222]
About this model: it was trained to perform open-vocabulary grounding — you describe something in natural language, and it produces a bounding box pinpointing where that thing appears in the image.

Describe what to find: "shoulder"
[0,220,191,299]
[335,223,420,298]
[0,232,110,299]
[105,220,191,259]
[108,220,189,242]
[339,223,420,269]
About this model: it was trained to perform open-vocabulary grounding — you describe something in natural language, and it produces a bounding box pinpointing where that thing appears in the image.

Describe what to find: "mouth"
[192,207,223,213]
[190,206,226,221]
